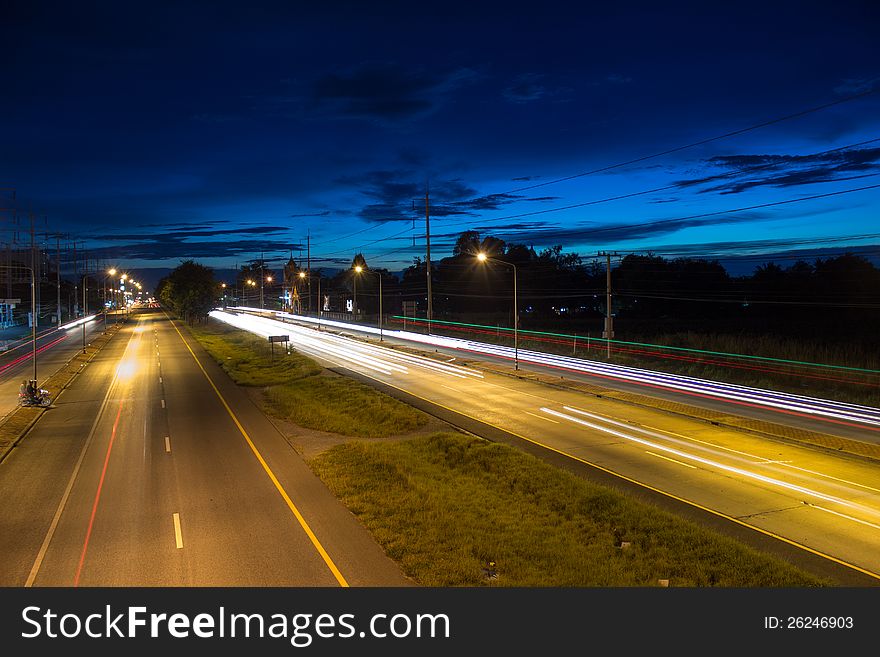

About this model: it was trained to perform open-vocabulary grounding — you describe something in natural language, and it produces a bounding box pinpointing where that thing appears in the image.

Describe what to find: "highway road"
[0,315,110,419]
[260,310,880,442]
[0,310,410,586]
[214,309,880,583]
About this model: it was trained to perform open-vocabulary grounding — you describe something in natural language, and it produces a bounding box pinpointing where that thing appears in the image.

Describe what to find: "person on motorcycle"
[19,380,27,397]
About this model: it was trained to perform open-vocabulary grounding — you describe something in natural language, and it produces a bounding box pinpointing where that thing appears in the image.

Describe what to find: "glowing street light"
[476,252,518,370]
[354,265,383,341]
[299,270,322,329]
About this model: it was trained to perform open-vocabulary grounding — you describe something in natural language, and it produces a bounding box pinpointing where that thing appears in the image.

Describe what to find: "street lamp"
[246,279,256,307]
[354,265,383,341]
[262,275,272,310]
[477,252,518,370]
[120,274,128,320]
[81,273,89,353]
[221,282,227,309]
[105,268,116,326]
[300,271,322,329]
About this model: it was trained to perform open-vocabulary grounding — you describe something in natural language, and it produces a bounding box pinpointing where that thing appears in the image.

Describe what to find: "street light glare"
[355,265,363,273]
[108,268,117,276]
[299,271,306,279]
[476,252,487,262]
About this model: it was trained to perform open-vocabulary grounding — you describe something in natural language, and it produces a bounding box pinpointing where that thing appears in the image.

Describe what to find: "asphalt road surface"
[0,311,410,586]
[214,309,880,583]
[0,315,110,420]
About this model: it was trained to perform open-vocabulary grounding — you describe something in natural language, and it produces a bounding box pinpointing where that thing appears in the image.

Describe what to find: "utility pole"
[30,212,37,331]
[307,230,311,314]
[56,235,61,327]
[425,184,432,335]
[598,251,618,359]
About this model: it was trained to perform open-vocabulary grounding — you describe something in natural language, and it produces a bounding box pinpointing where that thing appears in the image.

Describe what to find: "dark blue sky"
[3,0,879,288]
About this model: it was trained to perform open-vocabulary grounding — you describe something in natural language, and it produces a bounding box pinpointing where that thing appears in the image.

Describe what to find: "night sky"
[3,1,879,289]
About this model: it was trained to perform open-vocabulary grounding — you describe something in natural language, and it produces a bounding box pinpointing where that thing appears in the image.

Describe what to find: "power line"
[455,88,880,198]
[355,182,880,268]
[309,93,880,263]
[311,137,880,266]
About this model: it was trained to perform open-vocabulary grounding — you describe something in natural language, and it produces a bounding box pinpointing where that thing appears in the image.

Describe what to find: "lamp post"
[477,252,518,370]
[354,265,383,341]
[299,271,322,330]
[120,274,128,321]
[81,273,89,353]
[221,282,227,309]
[246,279,256,307]
[104,268,116,326]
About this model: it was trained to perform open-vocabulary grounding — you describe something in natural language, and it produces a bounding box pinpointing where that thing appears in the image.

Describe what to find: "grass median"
[188,317,829,587]
[188,320,427,438]
[311,433,829,587]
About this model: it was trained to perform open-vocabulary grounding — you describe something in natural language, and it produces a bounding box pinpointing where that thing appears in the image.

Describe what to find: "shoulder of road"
[0,322,124,463]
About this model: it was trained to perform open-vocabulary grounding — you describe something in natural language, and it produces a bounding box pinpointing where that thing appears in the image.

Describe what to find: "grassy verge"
[310,433,829,587]
[188,320,427,438]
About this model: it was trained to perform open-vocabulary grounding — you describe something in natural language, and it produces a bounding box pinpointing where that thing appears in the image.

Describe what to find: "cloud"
[86,236,296,263]
[503,73,549,103]
[99,224,290,242]
[310,63,479,122]
[833,75,880,95]
[289,210,330,218]
[337,170,554,223]
[673,146,880,195]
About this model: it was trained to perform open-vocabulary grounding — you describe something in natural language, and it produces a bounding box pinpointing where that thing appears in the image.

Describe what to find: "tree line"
[154,232,880,344]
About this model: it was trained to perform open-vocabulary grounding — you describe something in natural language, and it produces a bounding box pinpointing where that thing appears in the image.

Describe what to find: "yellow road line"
[168,316,349,587]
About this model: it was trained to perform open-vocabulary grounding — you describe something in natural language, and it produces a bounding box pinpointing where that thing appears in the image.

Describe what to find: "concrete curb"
[0,320,126,464]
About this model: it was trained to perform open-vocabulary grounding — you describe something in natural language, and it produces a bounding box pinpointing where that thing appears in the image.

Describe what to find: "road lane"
[212,310,880,580]
[255,309,880,441]
[0,315,110,419]
[0,311,411,586]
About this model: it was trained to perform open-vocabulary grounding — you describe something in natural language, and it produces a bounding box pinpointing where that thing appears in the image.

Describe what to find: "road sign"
[0,299,21,304]
[268,335,289,343]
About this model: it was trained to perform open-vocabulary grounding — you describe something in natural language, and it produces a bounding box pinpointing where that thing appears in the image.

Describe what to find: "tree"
[156,260,217,323]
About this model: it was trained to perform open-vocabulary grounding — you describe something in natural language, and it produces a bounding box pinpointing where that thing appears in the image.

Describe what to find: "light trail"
[540,406,880,521]
[213,310,483,380]
[239,309,880,430]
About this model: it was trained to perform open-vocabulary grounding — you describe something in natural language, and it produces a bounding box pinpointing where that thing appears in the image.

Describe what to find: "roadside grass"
[264,376,426,438]
[188,320,427,438]
[189,321,320,385]
[310,433,830,587]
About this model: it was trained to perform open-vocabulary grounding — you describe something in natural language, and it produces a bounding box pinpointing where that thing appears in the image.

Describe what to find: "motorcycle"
[19,388,51,407]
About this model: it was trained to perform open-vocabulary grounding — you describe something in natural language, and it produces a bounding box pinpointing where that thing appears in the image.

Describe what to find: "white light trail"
[236,309,880,428]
